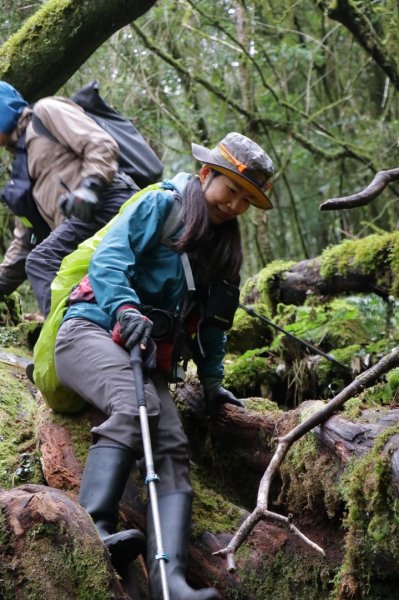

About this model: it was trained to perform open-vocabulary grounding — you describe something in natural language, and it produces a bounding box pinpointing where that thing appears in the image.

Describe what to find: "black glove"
[59,176,104,222]
[113,306,154,350]
[202,379,244,416]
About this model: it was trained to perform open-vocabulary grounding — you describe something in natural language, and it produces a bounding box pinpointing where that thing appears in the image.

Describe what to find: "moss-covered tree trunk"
[0,0,157,100]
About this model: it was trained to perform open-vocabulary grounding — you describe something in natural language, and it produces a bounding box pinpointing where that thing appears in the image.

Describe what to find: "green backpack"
[33,183,184,413]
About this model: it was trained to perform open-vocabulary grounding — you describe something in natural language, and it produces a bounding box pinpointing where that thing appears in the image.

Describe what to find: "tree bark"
[0,0,157,100]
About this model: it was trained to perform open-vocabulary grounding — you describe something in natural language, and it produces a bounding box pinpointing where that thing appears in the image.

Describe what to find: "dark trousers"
[55,318,192,496]
[25,177,137,316]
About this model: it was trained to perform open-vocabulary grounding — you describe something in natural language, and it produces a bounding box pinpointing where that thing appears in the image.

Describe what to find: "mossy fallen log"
[241,231,399,312]
[177,380,399,507]
[0,484,131,600]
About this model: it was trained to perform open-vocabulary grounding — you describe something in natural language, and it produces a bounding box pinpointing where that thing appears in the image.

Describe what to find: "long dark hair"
[173,174,243,283]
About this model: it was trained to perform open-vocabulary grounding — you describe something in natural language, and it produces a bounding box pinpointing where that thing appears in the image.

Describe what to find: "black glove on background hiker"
[59,176,104,222]
[202,379,244,416]
[113,306,154,350]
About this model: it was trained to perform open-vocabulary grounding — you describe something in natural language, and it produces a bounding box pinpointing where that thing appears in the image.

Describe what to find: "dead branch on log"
[319,168,399,210]
[214,346,399,572]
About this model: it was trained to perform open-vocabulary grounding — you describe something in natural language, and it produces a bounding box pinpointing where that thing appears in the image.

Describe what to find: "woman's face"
[199,165,253,225]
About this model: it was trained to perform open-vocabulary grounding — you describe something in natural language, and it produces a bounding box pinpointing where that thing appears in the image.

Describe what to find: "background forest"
[1,0,399,293]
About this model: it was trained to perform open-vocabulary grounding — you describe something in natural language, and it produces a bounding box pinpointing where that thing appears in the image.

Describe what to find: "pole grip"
[130,345,147,407]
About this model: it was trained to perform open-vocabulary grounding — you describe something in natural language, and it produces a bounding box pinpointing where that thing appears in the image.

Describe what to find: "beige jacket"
[0,96,119,294]
[21,96,119,229]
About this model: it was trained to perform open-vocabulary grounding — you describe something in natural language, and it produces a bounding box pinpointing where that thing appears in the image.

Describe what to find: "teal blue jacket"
[64,173,226,382]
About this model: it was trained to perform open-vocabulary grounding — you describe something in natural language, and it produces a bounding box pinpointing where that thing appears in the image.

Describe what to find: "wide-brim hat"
[192,132,274,209]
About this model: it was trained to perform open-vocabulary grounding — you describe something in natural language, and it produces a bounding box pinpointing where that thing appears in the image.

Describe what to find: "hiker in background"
[0,80,140,316]
[53,132,274,598]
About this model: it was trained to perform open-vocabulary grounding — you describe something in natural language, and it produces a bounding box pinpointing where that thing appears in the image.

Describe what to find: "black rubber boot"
[79,443,145,568]
[147,491,221,600]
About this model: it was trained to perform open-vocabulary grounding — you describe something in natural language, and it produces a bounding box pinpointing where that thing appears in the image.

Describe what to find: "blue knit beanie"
[0,81,28,134]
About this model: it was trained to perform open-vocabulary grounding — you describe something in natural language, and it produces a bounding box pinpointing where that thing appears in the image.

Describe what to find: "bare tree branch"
[320,168,399,210]
[214,346,399,572]
[315,0,399,91]
[130,21,374,166]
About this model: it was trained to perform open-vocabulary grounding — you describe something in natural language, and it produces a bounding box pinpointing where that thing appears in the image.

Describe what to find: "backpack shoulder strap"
[161,191,195,294]
[160,191,184,244]
[31,112,58,143]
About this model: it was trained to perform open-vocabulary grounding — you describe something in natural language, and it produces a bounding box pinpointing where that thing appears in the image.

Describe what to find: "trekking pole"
[130,345,170,600]
[239,303,350,370]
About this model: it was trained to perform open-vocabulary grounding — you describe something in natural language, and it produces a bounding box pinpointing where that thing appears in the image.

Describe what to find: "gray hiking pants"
[25,174,138,317]
[55,318,192,496]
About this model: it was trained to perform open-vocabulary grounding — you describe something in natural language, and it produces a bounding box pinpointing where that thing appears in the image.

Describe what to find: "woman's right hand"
[112,306,153,350]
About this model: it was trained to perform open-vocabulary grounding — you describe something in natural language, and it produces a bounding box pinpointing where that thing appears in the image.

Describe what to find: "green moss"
[0,361,43,488]
[317,344,360,396]
[227,303,273,353]
[225,549,338,600]
[320,232,399,299]
[320,233,391,278]
[245,397,282,413]
[16,521,117,600]
[281,424,341,518]
[0,320,42,350]
[343,374,398,420]
[273,300,370,350]
[241,259,296,313]
[335,426,399,598]
[343,396,365,420]
[0,292,23,325]
[386,367,399,392]
[191,465,243,536]
[224,348,277,397]
[361,381,394,407]
[388,235,399,296]
[0,0,77,73]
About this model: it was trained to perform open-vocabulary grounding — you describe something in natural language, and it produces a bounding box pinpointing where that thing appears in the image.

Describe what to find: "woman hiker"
[53,131,274,599]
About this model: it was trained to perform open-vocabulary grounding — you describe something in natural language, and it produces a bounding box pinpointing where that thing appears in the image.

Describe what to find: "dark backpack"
[1,132,51,243]
[1,81,164,242]
[71,80,163,189]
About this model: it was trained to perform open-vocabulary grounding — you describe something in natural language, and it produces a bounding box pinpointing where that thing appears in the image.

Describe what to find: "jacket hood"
[162,172,193,197]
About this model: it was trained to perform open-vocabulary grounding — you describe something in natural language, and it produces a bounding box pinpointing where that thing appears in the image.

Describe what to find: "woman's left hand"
[203,381,244,415]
